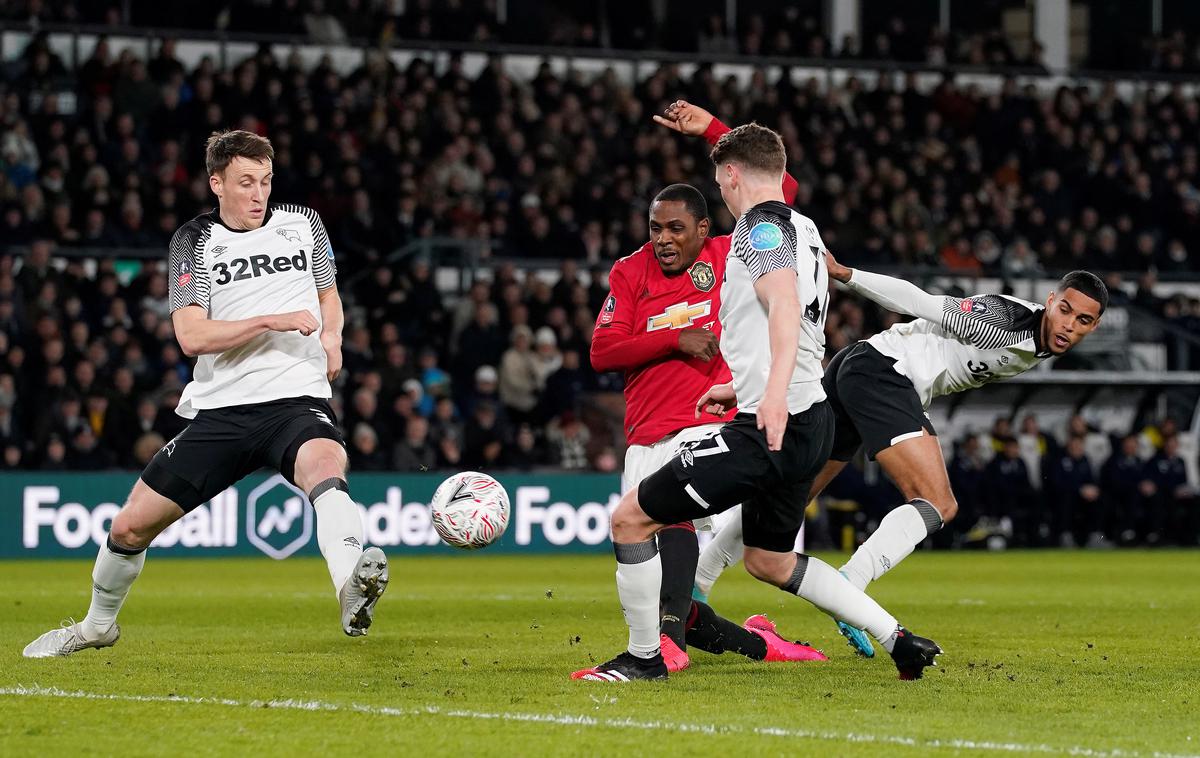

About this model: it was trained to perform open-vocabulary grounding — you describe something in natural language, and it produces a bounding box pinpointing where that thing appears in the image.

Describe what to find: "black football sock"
[657,523,699,650]
[684,600,768,661]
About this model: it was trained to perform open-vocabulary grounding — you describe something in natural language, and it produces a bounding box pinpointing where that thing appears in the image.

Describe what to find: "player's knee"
[610,492,655,542]
[938,496,959,523]
[109,511,154,551]
[742,551,789,587]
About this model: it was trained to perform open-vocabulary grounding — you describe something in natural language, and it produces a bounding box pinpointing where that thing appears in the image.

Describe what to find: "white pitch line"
[0,685,1195,758]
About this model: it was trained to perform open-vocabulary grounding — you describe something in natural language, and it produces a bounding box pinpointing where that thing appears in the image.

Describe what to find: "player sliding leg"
[292,438,388,636]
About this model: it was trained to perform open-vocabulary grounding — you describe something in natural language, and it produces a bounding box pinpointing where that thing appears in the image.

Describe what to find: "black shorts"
[823,342,936,462]
[638,402,834,553]
[141,396,344,512]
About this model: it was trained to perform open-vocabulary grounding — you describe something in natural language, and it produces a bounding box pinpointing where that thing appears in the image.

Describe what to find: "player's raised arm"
[654,100,799,205]
[589,257,716,372]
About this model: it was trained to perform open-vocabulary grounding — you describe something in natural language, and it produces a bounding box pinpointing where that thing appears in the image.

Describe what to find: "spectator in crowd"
[546,410,590,470]
[1102,434,1146,544]
[1043,435,1104,548]
[348,422,388,471]
[1139,435,1192,545]
[948,435,986,539]
[392,415,437,472]
[983,437,1037,545]
[498,325,541,424]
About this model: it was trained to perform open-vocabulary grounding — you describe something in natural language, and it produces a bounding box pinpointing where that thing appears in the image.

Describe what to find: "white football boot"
[23,619,121,658]
[339,547,389,636]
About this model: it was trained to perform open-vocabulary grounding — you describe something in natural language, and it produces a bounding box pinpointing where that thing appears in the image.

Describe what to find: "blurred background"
[1,0,1198,553]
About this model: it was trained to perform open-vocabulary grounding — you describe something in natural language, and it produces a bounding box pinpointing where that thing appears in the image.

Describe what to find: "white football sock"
[787,554,900,652]
[82,539,146,638]
[312,484,365,596]
[694,506,745,598]
[614,540,662,659]
[840,499,943,591]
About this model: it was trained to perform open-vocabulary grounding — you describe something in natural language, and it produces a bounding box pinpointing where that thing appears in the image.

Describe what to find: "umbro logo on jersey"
[310,408,334,426]
[212,245,228,257]
[277,228,302,243]
[646,300,712,331]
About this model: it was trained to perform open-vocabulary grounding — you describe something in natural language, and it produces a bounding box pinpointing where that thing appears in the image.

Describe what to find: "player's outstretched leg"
[295,439,388,637]
[693,506,745,603]
[24,479,180,658]
[685,600,826,662]
[745,548,942,679]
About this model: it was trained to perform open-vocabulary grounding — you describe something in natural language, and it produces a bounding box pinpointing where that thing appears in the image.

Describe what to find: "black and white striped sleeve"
[939,294,1038,349]
[731,210,798,281]
[305,207,337,289]
[167,219,211,313]
[845,269,1037,348]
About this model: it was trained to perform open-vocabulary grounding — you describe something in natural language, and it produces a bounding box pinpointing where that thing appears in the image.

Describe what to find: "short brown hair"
[205,130,274,177]
[709,123,786,176]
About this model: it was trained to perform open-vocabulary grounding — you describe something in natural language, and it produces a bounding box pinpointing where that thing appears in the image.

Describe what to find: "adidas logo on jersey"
[212,252,308,285]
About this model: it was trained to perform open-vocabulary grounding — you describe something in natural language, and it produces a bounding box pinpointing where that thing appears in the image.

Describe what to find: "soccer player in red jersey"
[573,103,824,677]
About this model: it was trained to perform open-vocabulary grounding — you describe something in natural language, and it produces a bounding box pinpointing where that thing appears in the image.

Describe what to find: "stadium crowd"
[0,26,1197,546]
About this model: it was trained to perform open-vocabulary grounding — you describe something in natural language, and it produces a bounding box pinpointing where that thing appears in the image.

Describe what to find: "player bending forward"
[24,130,387,658]
[580,124,941,682]
[695,251,1107,657]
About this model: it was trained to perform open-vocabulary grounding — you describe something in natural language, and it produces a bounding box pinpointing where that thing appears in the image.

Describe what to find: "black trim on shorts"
[823,342,936,462]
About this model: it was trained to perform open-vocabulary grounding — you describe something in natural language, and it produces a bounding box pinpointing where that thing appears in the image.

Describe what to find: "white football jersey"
[846,269,1051,408]
[720,201,829,414]
[168,204,337,418]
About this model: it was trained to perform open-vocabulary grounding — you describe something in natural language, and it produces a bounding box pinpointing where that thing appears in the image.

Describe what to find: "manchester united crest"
[689,260,715,292]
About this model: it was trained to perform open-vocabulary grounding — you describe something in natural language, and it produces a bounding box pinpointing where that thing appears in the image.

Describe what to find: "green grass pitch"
[1,550,1197,756]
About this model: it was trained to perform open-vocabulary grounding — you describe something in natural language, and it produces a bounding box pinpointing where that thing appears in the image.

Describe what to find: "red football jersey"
[591,237,736,445]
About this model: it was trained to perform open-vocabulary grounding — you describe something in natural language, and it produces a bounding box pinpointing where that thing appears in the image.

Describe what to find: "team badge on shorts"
[689,260,715,292]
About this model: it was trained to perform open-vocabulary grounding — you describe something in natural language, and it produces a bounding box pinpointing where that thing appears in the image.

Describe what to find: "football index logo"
[749,222,783,251]
[245,474,313,559]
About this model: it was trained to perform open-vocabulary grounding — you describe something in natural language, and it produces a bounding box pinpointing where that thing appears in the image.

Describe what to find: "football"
[429,471,511,549]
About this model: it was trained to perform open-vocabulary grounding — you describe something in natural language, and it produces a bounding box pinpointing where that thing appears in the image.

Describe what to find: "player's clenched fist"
[678,327,719,361]
[266,309,320,336]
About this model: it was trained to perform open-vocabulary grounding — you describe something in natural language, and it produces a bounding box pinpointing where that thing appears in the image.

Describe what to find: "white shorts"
[624,423,725,531]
